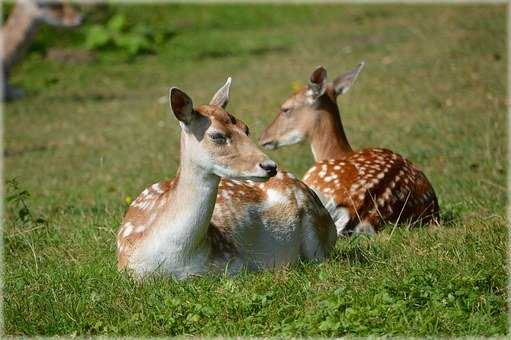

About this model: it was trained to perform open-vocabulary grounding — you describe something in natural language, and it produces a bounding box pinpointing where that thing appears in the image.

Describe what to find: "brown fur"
[260,65,439,233]
[304,149,439,233]
[118,171,337,270]
[117,82,336,276]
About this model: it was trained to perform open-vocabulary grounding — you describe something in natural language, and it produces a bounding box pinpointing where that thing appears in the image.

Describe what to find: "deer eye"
[244,126,250,136]
[281,107,291,115]
[208,132,227,144]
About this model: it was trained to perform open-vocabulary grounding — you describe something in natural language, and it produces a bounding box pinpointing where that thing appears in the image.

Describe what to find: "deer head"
[170,78,277,181]
[21,0,82,27]
[259,62,365,151]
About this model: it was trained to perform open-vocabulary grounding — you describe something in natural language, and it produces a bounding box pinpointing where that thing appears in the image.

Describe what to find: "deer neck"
[1,2,41,73]
[158,135,220,255]
[309,99,353,161]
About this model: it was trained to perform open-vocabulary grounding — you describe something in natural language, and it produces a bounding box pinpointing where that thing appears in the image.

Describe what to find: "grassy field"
[4,4,507,336]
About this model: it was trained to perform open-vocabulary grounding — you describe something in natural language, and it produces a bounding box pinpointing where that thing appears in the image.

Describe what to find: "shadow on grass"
[329,206,462,266]
[44,92,133,103]
[4,145,55,158]
[197,44,290,60]
[331,235,380,266]
[438,205,463,227]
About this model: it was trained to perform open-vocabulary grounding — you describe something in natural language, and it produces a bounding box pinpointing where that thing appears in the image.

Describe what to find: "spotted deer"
[2,0,82,100]
[259,62,439,235]
[117,78,336,280]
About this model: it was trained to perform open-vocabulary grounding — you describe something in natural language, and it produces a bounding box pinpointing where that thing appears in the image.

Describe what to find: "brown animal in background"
[1,0,82,101]
[259,62,439,235]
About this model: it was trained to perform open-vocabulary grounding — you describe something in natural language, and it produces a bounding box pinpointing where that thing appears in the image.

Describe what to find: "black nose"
[259,160,277,177]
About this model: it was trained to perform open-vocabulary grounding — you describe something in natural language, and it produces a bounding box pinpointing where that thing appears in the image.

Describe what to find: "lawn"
[3,3,507,336]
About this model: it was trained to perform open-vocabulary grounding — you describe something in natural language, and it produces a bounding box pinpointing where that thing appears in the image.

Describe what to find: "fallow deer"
[259,63,439,235]
[1,0,82,101]
[117,78,336,280]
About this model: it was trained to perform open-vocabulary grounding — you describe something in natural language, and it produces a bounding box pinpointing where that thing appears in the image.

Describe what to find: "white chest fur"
[130,172,220,279]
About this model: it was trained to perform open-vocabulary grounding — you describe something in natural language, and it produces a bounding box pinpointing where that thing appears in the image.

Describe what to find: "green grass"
[4,4,507,336]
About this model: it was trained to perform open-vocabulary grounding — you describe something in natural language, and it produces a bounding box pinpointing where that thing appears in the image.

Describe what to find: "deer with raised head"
[2,0,82,100]
[259,62,439,235]
[117,78,336,279]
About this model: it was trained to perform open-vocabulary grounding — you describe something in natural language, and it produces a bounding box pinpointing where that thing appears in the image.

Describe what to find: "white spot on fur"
[151,183,164,193]
[122,222,134,238]
[332,207,350,235]
[147,214,157,226]
[139,201,148,210]
[266,189,288,205]
[384,188,392,200]
[135,225,146,233]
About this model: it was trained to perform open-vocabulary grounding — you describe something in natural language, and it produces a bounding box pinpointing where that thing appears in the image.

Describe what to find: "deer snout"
[65,13,83,27]
[259,159,277,177]
[259,133,277,150]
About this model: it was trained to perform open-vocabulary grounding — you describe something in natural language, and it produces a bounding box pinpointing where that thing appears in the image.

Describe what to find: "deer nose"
[258,133,276,150]
[259,160,277,177]
[260,140,277,150]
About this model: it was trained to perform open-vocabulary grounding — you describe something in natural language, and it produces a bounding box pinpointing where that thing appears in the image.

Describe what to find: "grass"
[4,3,507,336]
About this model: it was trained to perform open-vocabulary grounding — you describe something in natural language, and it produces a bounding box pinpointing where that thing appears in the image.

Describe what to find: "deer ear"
[333,61,365,96]
[169,87,195,124]
[308,66,327,99]
[209,77,232,109]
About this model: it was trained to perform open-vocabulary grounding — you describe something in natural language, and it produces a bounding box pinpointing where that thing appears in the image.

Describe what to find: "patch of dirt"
[46,48,96,63]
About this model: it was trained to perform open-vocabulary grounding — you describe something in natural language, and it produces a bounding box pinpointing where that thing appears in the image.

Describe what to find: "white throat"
[133,136,221,278]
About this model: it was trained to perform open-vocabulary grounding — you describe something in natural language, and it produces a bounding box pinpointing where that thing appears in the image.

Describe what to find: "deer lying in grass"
[259,63,439,235]
[1,0,82,101]
[117,78,336,280]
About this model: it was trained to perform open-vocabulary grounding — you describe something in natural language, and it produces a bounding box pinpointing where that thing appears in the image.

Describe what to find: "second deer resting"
[259,62,439,235]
